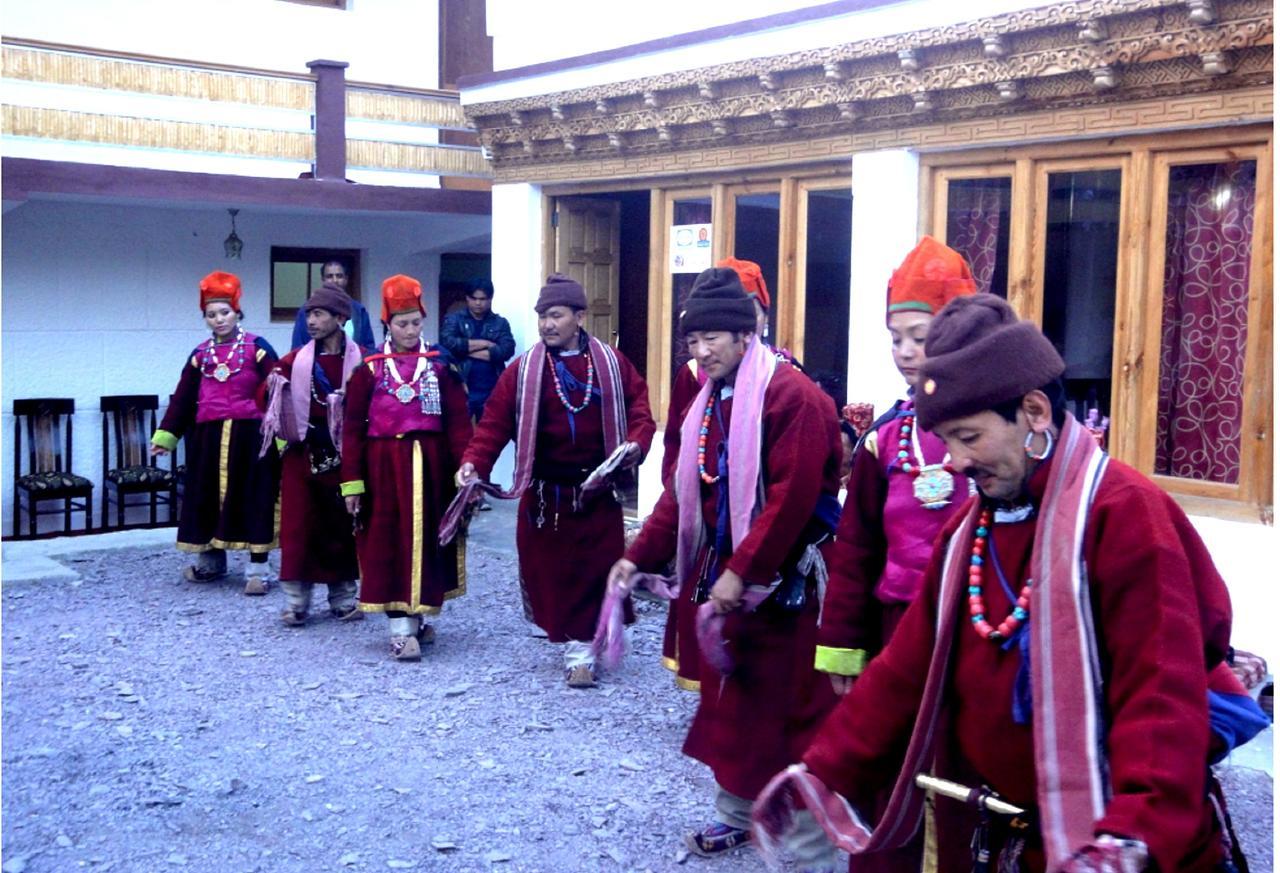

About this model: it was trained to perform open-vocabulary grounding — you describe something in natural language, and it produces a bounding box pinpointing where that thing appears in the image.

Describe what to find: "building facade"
[459,0,1275,657]
[2,0,495,535]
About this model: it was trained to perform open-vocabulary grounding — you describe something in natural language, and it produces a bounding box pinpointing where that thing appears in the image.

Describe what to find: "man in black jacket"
[440,279,517,421]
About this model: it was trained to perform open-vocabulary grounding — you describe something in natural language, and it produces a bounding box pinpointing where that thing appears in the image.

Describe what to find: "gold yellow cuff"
[815,646,868,677]
[151,430,179,451]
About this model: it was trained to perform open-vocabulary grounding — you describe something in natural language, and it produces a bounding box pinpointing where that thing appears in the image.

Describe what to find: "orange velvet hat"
[716,257,770,310]
[199,271,242,312]
[380,274,425,323]
[886,236,977,320]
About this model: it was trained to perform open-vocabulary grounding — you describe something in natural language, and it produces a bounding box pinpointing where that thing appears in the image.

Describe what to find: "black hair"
[991,376,1068,429]
[469,279,495,298]
[321,258,347,274]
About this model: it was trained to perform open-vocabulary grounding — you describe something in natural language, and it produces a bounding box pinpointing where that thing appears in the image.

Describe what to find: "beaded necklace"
[697,392,720,484]
[200,328,248,382]
[381,339,441,414]
[967,508,1032,643]
[890,411,956,510]
[547,345,594,414]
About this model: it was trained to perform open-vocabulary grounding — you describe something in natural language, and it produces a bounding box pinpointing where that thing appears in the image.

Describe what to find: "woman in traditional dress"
[151,271,280,594]
[814,236,977,872]
[340,275,472,661]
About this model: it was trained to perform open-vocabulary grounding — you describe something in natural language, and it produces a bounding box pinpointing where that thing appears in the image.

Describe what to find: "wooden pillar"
[306,59,348,181]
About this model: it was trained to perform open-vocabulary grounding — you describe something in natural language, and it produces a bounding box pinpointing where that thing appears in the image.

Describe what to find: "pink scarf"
[258,338,363,457]
[592,336,777,672]
[752,414,1109,871]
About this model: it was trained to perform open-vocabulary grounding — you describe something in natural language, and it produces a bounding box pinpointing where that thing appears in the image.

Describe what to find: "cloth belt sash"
[752,413,1110,871]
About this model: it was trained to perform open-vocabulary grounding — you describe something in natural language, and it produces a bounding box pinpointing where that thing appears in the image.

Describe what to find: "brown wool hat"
[914,294,1065,431]
[302,283,352,320]
[535,273,588,314]
[678,267,758,335]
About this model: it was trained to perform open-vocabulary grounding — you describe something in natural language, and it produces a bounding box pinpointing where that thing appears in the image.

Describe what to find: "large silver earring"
[1024,429,1054,461]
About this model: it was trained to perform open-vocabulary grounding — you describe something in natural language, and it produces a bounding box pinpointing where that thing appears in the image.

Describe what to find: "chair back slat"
[13,398,76,476]
[100,395,160,469]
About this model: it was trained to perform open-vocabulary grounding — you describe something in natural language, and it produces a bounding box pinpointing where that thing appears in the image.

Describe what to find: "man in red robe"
[607,267,842,869]
[259,285,364,626]
[456,274,655,688]
[753,295,1257,873]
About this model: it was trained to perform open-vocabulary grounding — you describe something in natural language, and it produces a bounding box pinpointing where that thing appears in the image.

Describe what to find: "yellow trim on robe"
[218,419,232,506]
[661,656,680,673]
[451,530,468,600]
[255,347,267,363]
[178,537,277,554]
[814,645,868,677]
[864,428,879,458]
[675,674,701,693]
[359,601,441,616]
[922,793,938,873]
[410,440,424,612]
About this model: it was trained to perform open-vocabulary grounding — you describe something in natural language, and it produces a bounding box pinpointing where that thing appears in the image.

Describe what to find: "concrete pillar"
[306,59,349,182]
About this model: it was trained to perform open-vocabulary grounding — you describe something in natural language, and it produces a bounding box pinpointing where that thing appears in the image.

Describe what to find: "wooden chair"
[100,395,177,529]
[11,398,93,538]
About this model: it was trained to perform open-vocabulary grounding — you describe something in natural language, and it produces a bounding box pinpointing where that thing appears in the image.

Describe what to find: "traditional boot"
[389,616,422,662]
[417,622,436,646]
[564,641,597,688]
[684,823,751,857]
[327,580,363,621]
[280,580,311,626]
[182,548,227,583]
[243,558,274,596]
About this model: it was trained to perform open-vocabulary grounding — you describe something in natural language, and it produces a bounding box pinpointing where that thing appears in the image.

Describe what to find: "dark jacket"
[440,309,517,398]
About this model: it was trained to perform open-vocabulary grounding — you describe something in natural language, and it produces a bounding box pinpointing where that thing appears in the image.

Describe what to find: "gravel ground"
[2,505,1273,873]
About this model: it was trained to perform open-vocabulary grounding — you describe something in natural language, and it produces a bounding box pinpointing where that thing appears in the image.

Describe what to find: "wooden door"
[556,197,621,345]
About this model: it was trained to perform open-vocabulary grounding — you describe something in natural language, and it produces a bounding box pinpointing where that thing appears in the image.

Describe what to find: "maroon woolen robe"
[461,342,655,643]
[270,348,359,584]
[340,355,473,614]
[802,457,1232,873]
[626,364,843,800]
[159,336,279,554]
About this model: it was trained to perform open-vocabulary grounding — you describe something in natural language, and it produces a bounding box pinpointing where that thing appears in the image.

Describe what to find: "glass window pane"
[733,192,780,341]
[1041,169,1122,442]
[1155,160,1256,484]
[671,198,712,373]
[945,178,1011,297]
[803,188,852,407]
[272,261,310,310]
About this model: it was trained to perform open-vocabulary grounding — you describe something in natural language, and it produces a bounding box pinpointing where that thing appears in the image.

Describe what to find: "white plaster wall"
[488,183,545,356]
[3,0,440,89]
[0,198,490,534]
[475,0,1052,102]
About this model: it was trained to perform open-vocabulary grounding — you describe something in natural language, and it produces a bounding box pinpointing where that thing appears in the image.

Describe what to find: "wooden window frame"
[269,246,362,323]
[921,126,1273,522]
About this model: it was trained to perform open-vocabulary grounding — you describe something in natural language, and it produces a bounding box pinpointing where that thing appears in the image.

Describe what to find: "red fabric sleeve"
[625,486,680,571]
[617,351,656,454]
[1085,468,1226,869]
[816,444,889,652]
[439,365,474,467]
[723,369,839,585]
[157,356,201,438]
[460,358,520,480]
[257,350,295,411]
[339,364,374,486]
[802,511,963,801]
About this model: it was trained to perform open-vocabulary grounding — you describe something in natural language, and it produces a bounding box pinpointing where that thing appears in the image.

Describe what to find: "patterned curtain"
[1154,161,1256,484]
[947,180,1006,295]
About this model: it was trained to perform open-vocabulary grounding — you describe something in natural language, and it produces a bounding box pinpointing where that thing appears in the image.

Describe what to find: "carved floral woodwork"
[463,0,1272,179]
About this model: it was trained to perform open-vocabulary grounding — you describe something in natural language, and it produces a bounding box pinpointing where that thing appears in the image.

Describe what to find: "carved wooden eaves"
[464,0,1272,176]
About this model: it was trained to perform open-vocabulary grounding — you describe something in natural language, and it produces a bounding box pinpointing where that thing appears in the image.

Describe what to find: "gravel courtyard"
[2,502,1273,872]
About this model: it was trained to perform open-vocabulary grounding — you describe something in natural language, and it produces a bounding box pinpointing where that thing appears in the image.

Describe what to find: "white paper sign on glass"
[670,223,713,273]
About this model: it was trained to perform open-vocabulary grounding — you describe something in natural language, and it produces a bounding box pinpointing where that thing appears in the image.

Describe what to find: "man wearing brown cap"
[753,295,1258,873]
[456,274,655,687]
[261,285,364,626]
[607,266,842,869]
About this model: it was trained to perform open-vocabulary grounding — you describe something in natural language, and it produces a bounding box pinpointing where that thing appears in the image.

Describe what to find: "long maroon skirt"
[355,433,462,614]
[177,418,279,554]
[514,483,631,643]
[278,446,359,584]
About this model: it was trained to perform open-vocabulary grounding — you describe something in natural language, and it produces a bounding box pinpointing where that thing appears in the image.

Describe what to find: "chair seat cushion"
[17,471,93,494]
[106,465,176,488]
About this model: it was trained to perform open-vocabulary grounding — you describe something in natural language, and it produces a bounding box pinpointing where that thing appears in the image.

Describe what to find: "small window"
[270,247,362,322]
